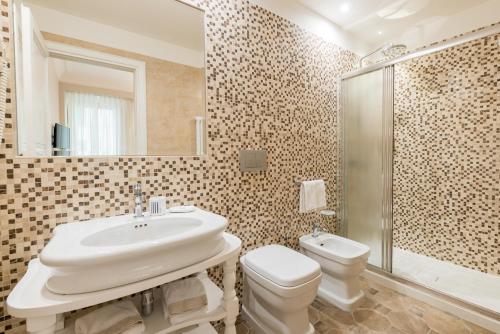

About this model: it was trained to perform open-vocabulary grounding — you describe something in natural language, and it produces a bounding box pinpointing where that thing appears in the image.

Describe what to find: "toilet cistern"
[133,183,143,218]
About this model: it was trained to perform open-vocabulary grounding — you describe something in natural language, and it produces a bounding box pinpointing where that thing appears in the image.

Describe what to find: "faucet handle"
[133,183,142,195]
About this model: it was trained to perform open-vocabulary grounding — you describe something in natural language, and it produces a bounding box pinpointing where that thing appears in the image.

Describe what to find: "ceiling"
[25,0,500,55]
[25,0,205,52]
[295,0,499,50]
[51,57,134,93]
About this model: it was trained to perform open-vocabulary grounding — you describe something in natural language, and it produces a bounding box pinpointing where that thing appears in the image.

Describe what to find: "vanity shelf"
[59,274,223,334]
[7,233,241,334]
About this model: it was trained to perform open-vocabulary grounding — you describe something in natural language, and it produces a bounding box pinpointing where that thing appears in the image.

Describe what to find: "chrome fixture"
[359,43,407,68]
[141,289,154,316]
[133,183,143,218]
[312,210,335,237]
[312,222,322,238]
[382,43,407,58]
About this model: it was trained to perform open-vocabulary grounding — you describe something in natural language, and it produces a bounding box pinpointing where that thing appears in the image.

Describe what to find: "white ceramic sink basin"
[81,217,202,247]
[40,208,227,294]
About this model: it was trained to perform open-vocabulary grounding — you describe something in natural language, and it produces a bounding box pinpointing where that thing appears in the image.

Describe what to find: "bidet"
[300,233,370,311]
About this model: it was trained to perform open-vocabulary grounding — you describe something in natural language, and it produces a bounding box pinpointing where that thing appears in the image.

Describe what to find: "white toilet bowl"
[240,244,322,334]
[300,233,370,312]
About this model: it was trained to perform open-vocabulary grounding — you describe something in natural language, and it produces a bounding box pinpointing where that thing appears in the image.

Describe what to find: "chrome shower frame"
[337,67,394,273]
[346,24,500,80]
[336,23,500,319]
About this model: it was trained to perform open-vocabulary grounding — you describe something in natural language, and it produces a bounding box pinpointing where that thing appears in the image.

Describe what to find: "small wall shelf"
[7,233,242,334]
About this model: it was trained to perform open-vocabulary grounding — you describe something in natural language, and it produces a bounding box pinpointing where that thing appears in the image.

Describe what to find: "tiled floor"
[230,277,494,334]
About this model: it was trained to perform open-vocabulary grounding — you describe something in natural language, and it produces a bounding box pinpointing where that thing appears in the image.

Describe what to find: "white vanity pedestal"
[7,233,241,334]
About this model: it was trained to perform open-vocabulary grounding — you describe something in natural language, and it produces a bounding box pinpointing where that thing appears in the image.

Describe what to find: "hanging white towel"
[74,300,145,334]
[299,180,327,213]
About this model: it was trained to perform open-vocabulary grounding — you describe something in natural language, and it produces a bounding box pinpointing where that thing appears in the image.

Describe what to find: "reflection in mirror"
[13,0,206,157]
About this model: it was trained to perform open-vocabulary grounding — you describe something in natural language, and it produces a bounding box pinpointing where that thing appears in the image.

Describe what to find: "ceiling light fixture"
[378,31,383,35]
[340,3,350,13]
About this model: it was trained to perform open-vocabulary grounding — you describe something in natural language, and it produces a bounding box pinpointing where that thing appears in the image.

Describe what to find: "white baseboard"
[361,269,500,333]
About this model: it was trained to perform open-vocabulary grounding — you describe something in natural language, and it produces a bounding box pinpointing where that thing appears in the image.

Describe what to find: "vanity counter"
[7,233,241,334]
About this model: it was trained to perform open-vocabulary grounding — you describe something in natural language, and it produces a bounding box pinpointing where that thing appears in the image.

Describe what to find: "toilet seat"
[241,245,321,298]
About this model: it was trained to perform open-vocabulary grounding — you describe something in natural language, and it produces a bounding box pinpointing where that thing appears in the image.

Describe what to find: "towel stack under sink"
[73,273,209,333]
[74,300,145,334]
[161,274,208,325]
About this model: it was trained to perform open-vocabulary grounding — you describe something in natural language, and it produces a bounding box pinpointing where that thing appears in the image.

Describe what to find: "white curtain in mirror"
[195,116,205,155]
[65,92,135,156]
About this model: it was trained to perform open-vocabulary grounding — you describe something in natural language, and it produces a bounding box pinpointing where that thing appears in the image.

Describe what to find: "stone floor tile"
[461,319,495,334]
[373,303,391,315]
[312,298,330,311]
[321,307,356,327]
[352,309,391,332]
[421,309,470,334]
[377,293,408,312]
[342,325,375,334]
[235,321,250,334]
[386,327,407,334]
[309,305,320,325]
[387,311,429,334]
[359,278,370,290]
[358,296,377,309]
[323,329,348,334]
[406,303,426,317]
[314,315,342,334]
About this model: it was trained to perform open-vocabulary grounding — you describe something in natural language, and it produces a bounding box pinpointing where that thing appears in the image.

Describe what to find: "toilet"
[300,233,370,312]
[240,244,322,334]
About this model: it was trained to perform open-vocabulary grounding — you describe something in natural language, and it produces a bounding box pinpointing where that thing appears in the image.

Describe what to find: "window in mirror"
[13,0,206,157]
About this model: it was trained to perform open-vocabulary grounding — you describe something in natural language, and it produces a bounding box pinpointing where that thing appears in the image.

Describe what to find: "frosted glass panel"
[344,69,384,267]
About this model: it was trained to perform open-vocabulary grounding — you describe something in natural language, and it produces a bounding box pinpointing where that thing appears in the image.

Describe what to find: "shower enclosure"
[340,67,393,271]
[338,25,500,316]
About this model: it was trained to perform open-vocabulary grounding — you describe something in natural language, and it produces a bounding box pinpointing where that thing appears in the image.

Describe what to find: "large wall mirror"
[13,0,206,157]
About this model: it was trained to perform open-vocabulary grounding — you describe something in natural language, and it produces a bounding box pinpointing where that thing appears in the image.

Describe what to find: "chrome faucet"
[312,222,321,238]
[133,183,143,218]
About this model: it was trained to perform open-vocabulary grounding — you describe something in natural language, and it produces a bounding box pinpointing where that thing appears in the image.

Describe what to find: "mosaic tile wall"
[0,0,357,332]
[393,32,500,275]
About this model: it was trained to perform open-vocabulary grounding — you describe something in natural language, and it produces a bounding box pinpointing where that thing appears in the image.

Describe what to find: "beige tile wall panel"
[393,32,500,276]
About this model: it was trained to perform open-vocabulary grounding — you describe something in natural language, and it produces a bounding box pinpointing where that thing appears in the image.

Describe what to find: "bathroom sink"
[40,208,227,294]
[81,217,202,247]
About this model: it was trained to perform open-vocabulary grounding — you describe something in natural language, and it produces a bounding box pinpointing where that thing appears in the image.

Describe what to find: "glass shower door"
[341,67,393,270]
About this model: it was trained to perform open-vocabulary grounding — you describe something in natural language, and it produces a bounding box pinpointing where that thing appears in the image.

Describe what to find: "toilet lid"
[244,244,321,287]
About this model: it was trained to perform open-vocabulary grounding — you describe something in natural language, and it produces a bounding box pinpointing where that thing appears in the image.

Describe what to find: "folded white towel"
[120,324,145,334]
[75,300,144,334]
[162,277,207,316]
[299,180,327,213]
[161,276,208,324]
[162,297,207,325]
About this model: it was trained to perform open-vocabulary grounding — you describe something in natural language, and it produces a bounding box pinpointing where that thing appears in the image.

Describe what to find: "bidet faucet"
[133,183,143,218]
